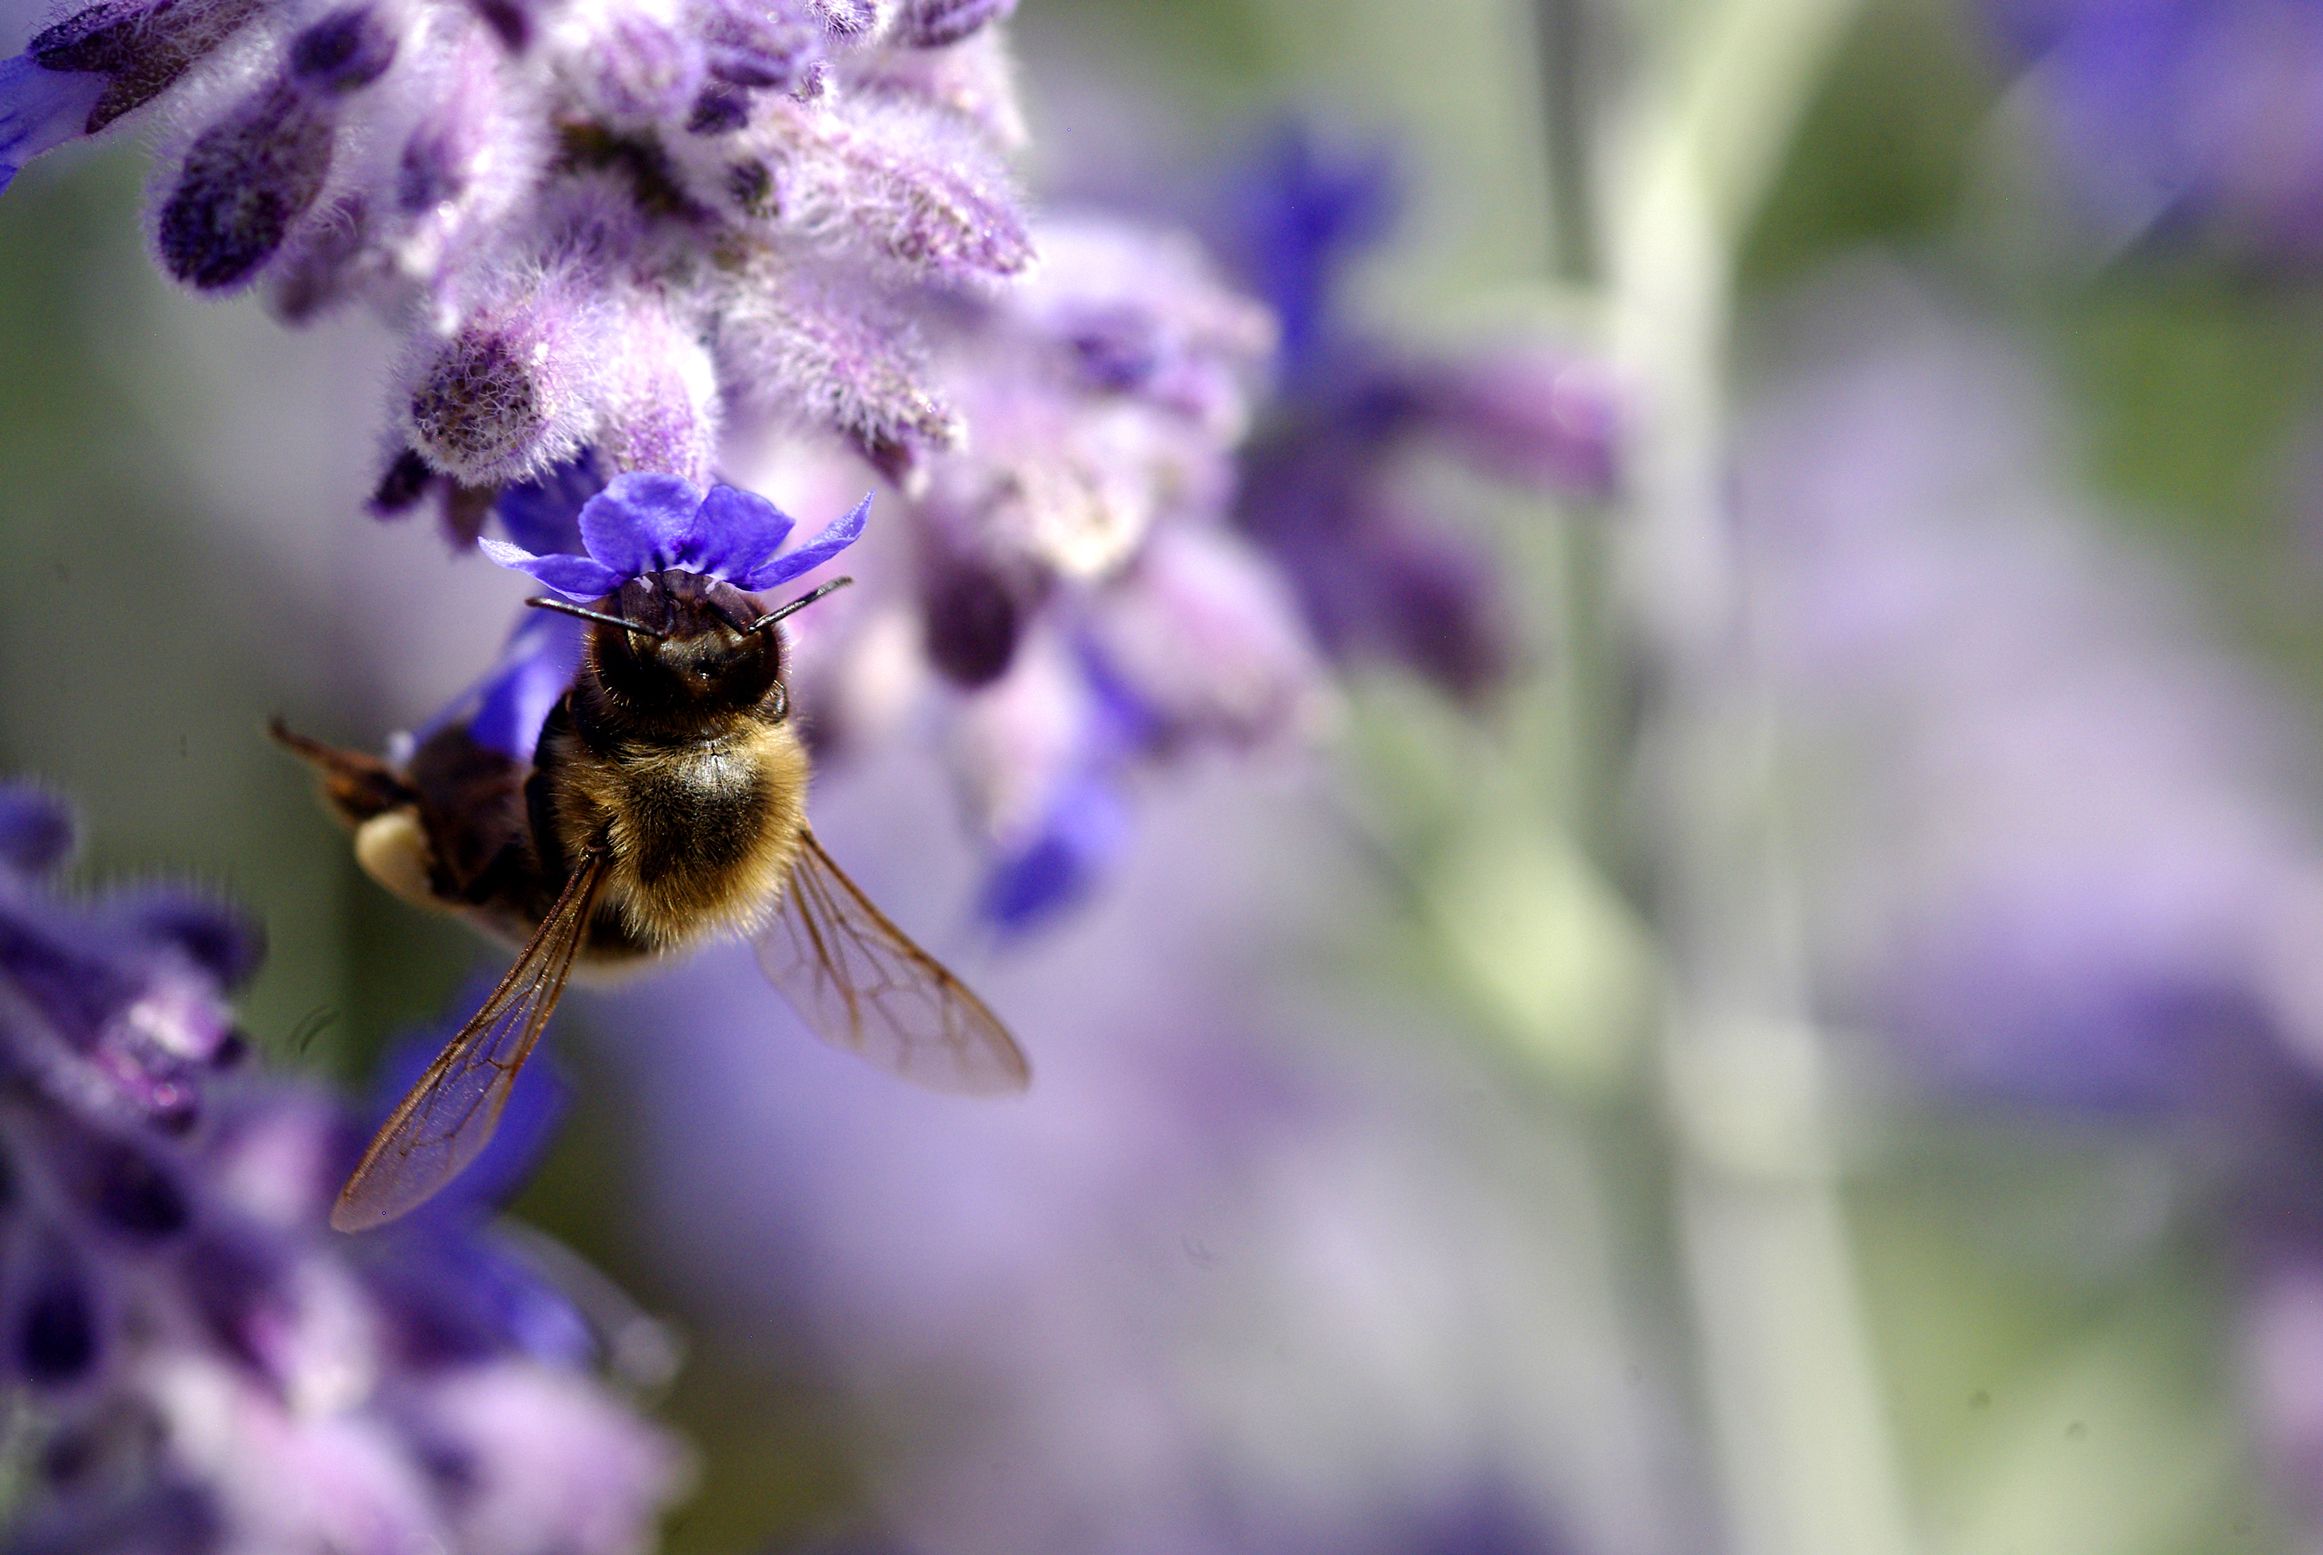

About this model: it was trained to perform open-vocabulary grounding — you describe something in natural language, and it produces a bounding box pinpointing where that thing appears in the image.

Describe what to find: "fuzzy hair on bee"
[532,569,818,959]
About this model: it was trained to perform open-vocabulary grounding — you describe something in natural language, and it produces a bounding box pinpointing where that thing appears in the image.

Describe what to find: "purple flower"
[0,0,1424,950]
[0,783,688,1550]
[1736,274,2323,1121]
[1223,123,1399,381]
[726,201,1295,933]
[0,788,249,1138]
[424,609,588,760]
[590,768,1643,1555]
[916,522,1320,933]
[481,470,869,600]
[0,54,104,192]
[1983,0,2323,256]
[1219,126,1618,703]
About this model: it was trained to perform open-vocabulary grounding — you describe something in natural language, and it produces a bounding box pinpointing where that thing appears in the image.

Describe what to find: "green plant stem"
[1560,0,1921,1550]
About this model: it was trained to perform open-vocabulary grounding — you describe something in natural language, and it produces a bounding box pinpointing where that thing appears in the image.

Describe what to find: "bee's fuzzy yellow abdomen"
[559,722,811,954]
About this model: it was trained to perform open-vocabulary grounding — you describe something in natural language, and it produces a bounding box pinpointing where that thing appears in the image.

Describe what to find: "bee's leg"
[268,718,418,827]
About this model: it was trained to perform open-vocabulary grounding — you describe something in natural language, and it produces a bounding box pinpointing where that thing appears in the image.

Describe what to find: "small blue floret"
[480,469,869,600]
[0,54,106,193]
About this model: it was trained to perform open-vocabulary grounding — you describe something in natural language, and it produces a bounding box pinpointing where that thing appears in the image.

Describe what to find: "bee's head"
[530,572,853,729]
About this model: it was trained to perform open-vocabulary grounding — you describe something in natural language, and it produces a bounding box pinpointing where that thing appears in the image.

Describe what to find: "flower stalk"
[1544,0,1919,1549]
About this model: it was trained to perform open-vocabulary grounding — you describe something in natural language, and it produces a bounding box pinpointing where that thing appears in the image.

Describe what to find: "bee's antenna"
[746,576,855,633]
[526,596,668,640]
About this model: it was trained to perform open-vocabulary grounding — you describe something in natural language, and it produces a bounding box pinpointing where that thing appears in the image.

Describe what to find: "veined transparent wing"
[753,829,1030,1095]
[332,851,608,1232]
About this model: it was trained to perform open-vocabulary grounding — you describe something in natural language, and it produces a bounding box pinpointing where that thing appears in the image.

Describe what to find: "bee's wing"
[752,829,1031,1096]
[332,851,609,1232]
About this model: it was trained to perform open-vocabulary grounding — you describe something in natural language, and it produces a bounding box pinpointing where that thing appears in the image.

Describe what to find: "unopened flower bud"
[594,298,720,483]
[804,0,879,33]
[155,82,337,291]
[700,0,820,90]
[286,5,398,96]
[772,99,1032,281]
[1361,519,1521,702]
[1088,526,1325,751]
[686,84,749,135]
[87,1139,191,1240]
[466,0,531,49]
[14,1239,101,1387]
[1411,351,1622,498]
[714,257,959,470]
[402,282,605,483]
[585,13,701,122]
[895,0,1013,48]
[920,545,1024,687]
[369,445,437,514]
[266,192,369,321]
[0,788,73,876]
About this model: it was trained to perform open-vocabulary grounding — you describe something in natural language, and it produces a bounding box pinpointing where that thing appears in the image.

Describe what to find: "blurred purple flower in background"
[1736,269,2323,1537]
[580,723,1668,1555]
[0,784,686,1552]
[1983,0,2323,256]
[1222,127,1618,704]
[749,123,1623,931]
[1739,271,2323,1119]
[721,202,1321,932]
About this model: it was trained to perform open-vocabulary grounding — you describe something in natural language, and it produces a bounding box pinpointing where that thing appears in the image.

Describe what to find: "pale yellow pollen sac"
[353,811,443,914]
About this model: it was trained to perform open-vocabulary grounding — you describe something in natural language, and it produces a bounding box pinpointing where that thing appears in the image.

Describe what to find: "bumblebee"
[278,570,1028,1231]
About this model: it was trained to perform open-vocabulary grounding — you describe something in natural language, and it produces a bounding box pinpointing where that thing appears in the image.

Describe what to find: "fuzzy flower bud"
[594,294,722,483]
[804,0,879,33]
[582,13,703,123]
[394,37,522,216]
[699,0,823,91]
[919,540,1026,688]
[286,5,398,96]
[753,97,1032,281]
[712,255,959,472]
[154,81,338,291]
[0,0,1043,534]
[402,277,607,483]
[1086,525,1327,753]
[894,0,1014,48]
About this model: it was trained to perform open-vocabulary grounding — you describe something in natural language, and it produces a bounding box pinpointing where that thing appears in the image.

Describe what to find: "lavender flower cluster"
[1225,129,1617,704]
[0,0,1612,933]
[0,0,1028,493]
[0,785,684,1552]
